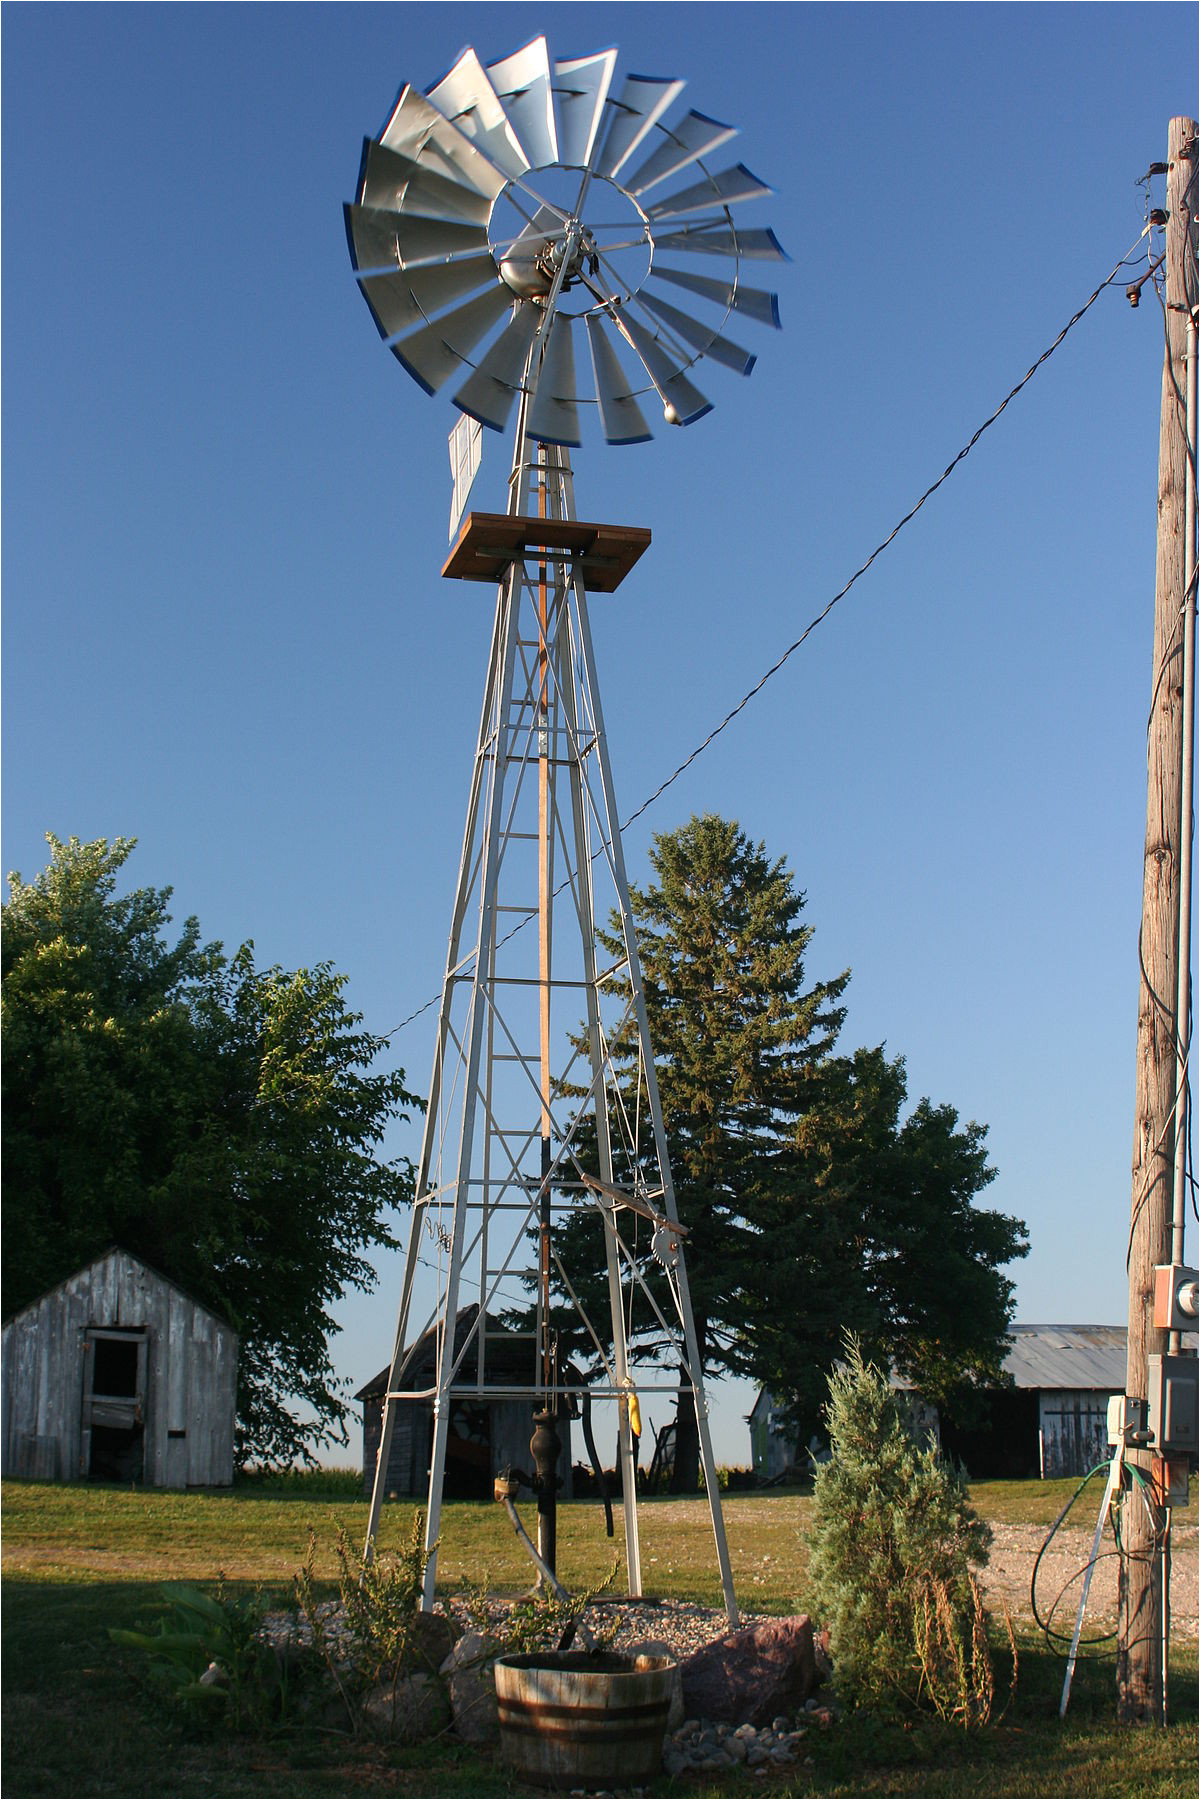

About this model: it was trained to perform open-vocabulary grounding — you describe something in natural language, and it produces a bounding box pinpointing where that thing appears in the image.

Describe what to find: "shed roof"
[355,1304,530,1401]
[2,1245,236,1337]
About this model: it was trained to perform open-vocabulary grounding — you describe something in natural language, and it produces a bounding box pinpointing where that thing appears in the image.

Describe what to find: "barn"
[940,1324,1132,1479]
[358,1304,572,1500]
[2,1248,237,1488]
[748,1325,1196,1482]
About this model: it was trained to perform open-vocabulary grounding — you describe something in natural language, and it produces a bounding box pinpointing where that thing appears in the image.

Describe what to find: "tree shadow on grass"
[1,1578,510,1799]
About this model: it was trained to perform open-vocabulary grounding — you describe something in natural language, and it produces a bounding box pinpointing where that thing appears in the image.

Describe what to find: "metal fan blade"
[390,284,515,395]
[614,310,712,425]
[646,164,772,222]
[527,316,582,447]
[345,204,488,277]
[379,83,507,200]
[585,315,653,444]
[650,263,781,329]
[553,50,618,168]
[595,73,685,181]
[357,138,492,227]
[426,47,529,181]
[487,38,558,169]
[634,291,755,376]
[358,255,499,342]
[652,223,790,262]
[624,110,738,197]
[453,303,542,432]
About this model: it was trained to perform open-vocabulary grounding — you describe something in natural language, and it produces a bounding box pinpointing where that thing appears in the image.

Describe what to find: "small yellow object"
[627,1389,642,1439]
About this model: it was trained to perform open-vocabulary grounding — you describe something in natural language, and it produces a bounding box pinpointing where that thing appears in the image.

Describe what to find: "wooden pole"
[1118,115,1198,1725]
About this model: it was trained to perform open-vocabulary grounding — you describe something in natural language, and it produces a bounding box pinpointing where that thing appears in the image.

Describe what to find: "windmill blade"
[594,73,685,180]
[426,47,530,181]
[390,284,515,395]
[652,222,790,262]
[585,314,653,444]
[649,263,781,329]
[453,303,542,432]
[624,109,738,197]
[527,315,582,447]
[357,138,492,227]
[645,164,772,222]
[357,254,499,342]
[379,83,507,201]
[634,290,756,376]
[553,49,618,168]
[345,204,490,278]
[614,309,712,425]
[487,38,558,168]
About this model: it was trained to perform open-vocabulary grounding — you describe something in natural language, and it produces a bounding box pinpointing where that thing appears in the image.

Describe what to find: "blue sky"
[3,3,1197,1466]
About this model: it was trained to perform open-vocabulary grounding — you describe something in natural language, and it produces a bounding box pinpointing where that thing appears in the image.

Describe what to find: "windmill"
[346,38,786,1623]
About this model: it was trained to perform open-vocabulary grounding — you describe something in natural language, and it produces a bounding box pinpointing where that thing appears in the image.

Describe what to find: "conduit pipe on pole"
[1171,301,1199,1338]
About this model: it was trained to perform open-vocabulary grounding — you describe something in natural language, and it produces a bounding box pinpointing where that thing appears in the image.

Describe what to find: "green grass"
[2,1479,1195,1798]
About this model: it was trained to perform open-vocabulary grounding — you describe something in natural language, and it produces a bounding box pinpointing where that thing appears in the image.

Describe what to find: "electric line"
[381,231,1150,1047]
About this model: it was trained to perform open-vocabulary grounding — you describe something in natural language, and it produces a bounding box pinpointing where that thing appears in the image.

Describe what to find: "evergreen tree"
[807,1338,1000,1723]
[541,814,1026,1484]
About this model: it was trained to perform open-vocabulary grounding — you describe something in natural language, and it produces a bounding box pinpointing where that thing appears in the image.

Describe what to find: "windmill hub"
[497,215,593,302]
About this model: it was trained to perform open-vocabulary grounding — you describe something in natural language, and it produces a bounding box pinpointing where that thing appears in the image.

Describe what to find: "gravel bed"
[442,1593,776,1659]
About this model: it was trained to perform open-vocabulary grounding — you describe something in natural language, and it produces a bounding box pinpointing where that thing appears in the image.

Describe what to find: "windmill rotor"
[345,36,787,445]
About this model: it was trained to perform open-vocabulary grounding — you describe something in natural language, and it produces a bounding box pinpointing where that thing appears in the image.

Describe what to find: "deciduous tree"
[2,834,417,1465]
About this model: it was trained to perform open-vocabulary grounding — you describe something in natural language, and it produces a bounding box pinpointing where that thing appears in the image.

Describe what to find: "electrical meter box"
[1153,1263,1199,1332]
[1147,1353,1199,1456]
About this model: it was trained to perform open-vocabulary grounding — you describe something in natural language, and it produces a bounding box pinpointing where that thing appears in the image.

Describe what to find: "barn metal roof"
[748,1323,1198,1422]
[1003,1324,1128,1390]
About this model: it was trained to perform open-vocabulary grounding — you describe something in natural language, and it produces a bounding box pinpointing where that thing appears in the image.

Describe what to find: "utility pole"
[1118,115,1198,1726]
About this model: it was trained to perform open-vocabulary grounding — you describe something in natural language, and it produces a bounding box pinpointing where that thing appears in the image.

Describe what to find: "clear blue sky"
[3,3,1197,1466]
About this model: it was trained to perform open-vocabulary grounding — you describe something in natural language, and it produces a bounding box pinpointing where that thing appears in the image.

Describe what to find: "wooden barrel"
[494,1651,674,1787]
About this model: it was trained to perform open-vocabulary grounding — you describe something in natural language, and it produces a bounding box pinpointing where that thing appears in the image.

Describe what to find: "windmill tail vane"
[346,39,787,1626]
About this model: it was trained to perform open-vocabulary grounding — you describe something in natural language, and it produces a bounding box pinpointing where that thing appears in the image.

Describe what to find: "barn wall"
[1038,1390,1110,1478]
[1,1251,236,1488]
[361,1393,573,1499]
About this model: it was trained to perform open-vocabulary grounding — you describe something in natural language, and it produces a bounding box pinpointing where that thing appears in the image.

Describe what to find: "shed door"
[81,1329,147,1482]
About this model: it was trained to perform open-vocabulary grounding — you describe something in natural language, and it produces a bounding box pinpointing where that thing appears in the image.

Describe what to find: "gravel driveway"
[981,1517,1199,1640]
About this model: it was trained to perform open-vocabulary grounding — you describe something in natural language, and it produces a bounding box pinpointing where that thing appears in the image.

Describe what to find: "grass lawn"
[2,1476,1196,1797]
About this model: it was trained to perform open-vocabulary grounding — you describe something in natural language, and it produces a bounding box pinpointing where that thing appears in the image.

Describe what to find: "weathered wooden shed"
[357,1304,572,1501]
[2,1248,237,1488]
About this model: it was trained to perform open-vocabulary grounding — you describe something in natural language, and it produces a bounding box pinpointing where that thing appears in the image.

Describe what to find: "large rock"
[678,1615,816,1728]
[407,1609,460,1673]
[360,1670,451,1741]
[439,1630,503,1747]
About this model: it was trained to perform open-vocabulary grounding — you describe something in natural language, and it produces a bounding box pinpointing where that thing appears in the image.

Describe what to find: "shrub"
[806,1337,1010,1726]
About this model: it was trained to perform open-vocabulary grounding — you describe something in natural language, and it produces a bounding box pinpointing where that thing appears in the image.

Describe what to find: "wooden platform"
[441,512,651,593]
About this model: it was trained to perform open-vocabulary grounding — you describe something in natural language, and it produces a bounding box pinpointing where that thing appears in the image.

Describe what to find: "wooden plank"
[167,1291,190,1435]
[211,1324,237,1486]
[138,1278,161,1486]
[34,1296,53,1439]
[442,512,651,593]
[63,1289,88,1482]
[186,1311,213,1486]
